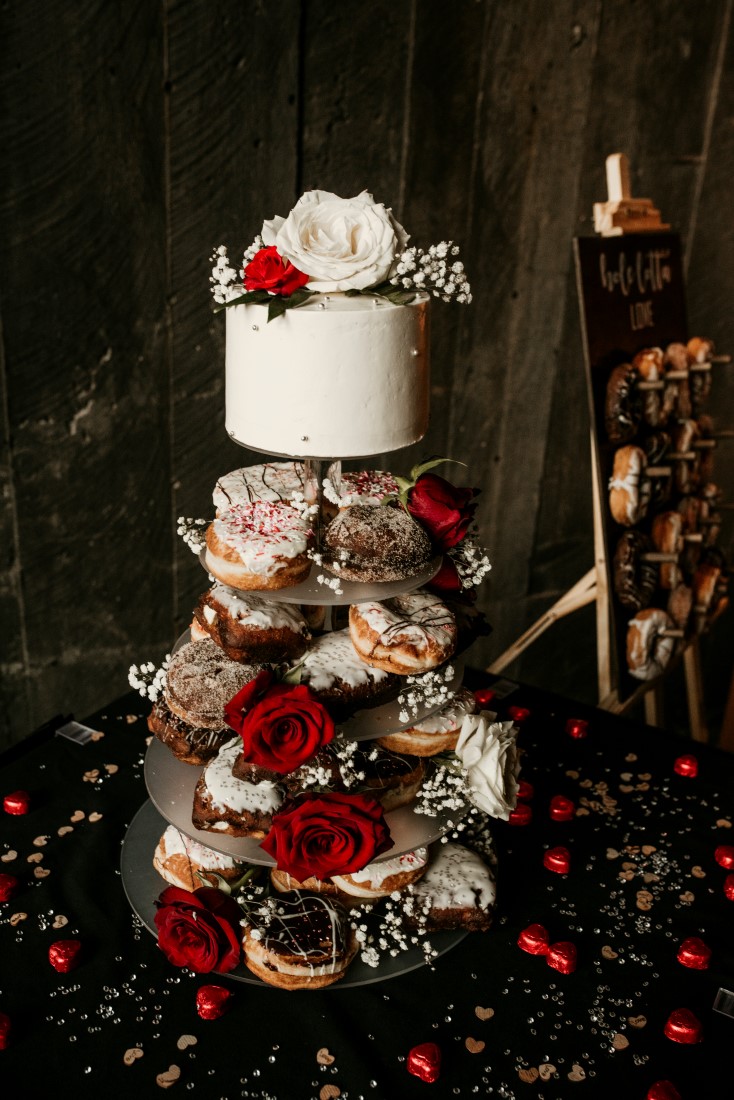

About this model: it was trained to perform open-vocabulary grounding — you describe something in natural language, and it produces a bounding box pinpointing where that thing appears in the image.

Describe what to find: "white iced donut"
[348,591,457,674]
[213,461,307,512]
[204,501,312,590]
[609,445,651,526]
[626,608,675,681]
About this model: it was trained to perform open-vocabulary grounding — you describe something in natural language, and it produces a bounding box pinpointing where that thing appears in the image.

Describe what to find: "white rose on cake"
[261,189,409,292]
[454,713,520,819]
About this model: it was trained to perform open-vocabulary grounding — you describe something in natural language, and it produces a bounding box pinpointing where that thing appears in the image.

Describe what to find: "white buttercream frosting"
[159,825,242,871]
[345,847,428,886]
[410,687,477,734]
[412,842,496,911]
[202,738,283,815]
[295,629,390,691]
[213,462,306,511]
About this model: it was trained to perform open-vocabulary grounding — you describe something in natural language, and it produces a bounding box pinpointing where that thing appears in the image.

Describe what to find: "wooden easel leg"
[643,683,664,728]
[683,638,709,743]
[719,665,734,752]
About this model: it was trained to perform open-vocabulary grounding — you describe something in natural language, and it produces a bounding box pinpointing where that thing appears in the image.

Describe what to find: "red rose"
[226,674,334,774]
[0,873,20,902]
[243,246,309,296]
[407,473,478,550]
[154,886,242,973]
[427,554,462,594]
[261,791,392,881]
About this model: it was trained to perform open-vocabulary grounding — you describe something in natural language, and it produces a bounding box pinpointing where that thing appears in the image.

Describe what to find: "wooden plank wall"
[1,0,733,749]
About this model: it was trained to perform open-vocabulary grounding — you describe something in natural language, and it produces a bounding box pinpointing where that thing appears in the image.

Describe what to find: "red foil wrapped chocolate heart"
[195,984,233,1020]
[517,779,534,801]
[549,795,575,822]
[724,873,734,901]
[663,1007,703,1044]
[546,940,577,974]
[474,688,496,707]
[407,1041,441,1083]
[646,1083,681,1100]
[507,705,530,723]
[673,754,698,778]
[565,718,588,739]
[543,846,571,874]
[0,1012,10,1050]
[508,803,532,826]
[0,873,20,902]
[3,790,30,815]
[714,845,734,870]
[676,936,711,970]
[517,923,550,955]
[48,939,83,973]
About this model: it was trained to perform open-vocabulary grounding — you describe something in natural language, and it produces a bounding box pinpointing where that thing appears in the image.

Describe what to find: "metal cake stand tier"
[121,799,467,989]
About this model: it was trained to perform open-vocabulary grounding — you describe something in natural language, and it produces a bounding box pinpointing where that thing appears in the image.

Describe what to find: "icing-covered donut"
[242,890,358,989]
[632,347,667,427]
[323,466,399,510]
[612,531,657,611]
[290,628,397,713]
[213,461,306,512]
[192,583,309,663]
[604,362,642,443]
[153,825,246,892]
[405,842,496,933]
[609,445,651,526]
[651,511,683,590]
[666,341,693,419]
[643,430,672,506]
[699,482,723,548]
[667,583,693,632]
[164,638,265,729]
[693,558,722,613]
[376,686,478,755]
[672,419,701,494]
[349,591,457,674]
[626,608,675,681]
[331,847,428,903]
[191,737,283,837]
[205,501,312,590]
[322,504,433,583]
[687,337,714,414]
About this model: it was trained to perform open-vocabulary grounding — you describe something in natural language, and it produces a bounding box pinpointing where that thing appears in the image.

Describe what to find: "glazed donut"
[404,842,496,933]
[666,341,693,419]
[348,591,457,674]
[192,583,309,663]
[687,337,714,414]
[191,738,283,838]
[242,891,358,989]
[147,698,232,766]
[609,445,651,526]
[205,501,312,591]
[323,466,399,514]
[626,608,675,681]
[322,504,433,583]
[632,347,667,427]
[651,511,683,590]
[213,461,307,512]
[693,559,722,613]
[612,531,657,611]
[153,825,246,892]
[672,419,700,494]
[376,686,478,756]
[331,847,428,904]
[164,639,266,729]
[667,583,693,633]
[349,745,426,811]
[604,362,642,443]
[290,628,397,715]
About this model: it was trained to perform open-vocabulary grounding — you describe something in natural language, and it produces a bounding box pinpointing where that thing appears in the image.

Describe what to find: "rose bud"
[676,937,711,970]
[724,873,734,901]
[546,941,577,974]
[507,705,530,723]
[646,1083,681,1100]
[225,673,334,775]
[407,473,478,551]
[155,887,242,974]
[243,246,309,296]
[673,754,698,778]
[49,939,83,973]
[517,779,534,801]
[663,1007,703,1044]
[3,790,30,815]
[0,1012,10,1050]
[543,847,571,874]
[407,1042,441,1083]
[508,803,532,826]
[714,845,734,870]
[565,718,588,739]
[196,984,234,1020]
[0,874,20,903]
[517,924,550,955]
[549,795,575,822]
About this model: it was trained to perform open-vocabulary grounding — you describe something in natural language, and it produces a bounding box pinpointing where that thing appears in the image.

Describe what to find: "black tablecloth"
[1,676,732,1099]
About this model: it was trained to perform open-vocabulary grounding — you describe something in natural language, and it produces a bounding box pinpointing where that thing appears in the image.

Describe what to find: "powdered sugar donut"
[349,591,457,674]
[153,825,246,892]
[376,686,477,755]
[205,501,312,590]
[213,461,307,512]
[322,504,432,583]
[626,608,675,681]
[331,847,428,903]
[609,445,651,527]
[164,639,265,729]
[192,583,309,662]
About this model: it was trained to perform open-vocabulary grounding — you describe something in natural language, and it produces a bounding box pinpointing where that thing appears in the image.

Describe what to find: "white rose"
[261,189,409,292]
[454,712,520,819]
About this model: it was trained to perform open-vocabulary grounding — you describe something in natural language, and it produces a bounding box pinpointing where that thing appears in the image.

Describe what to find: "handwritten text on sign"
[599,247,672,331]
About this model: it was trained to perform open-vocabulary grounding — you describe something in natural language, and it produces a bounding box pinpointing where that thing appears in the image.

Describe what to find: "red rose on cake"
[261,791,392,882]
[408,473,478,550]
[154,886,242,973]
[243,246,309,296]
[224,669,334,774]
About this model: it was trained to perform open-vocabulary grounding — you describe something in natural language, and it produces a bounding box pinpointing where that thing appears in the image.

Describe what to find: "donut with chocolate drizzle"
[349,591,457,674]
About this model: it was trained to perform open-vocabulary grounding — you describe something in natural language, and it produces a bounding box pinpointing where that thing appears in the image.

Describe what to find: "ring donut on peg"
[695,415,717,483]
[632,348,668,427]
[612,531,657,611]
[665,341,693,419]
[643,430,673,506]
[609,445,652,526]
[687,337,714,414]
[698,483,723,548]
[651,512,683,590]
[667,583,694,634]
[604,362,642,443]
[671,419,701,494]
[626,608,676,681]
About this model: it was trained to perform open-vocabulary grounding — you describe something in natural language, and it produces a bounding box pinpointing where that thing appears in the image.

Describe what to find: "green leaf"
[286,288,316,309]
[409,456,466,482]
[267,296,288,323]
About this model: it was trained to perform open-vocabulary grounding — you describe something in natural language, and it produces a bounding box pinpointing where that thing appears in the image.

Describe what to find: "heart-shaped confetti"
[33,836,48,847]
[643,872,660,883]
[579,778,593,789]
[104,764,119,774]
[319,1087,340,1100]
[620,772,633,782]
[612,1033,629,1050]
[636,898,653,911]
[716,818,732,828]
[70,811,85,823]
[33,867,50,879]
[518,1067,539,1083]
[57,826,74,837]
[90,730,105,741]
[83,770,100,782]
[618,870,634,881]
[606,848,619,860]
[601,946,618,959]
[88,812,103,823]
[636,782,650,791]
[619,784,634,793]
[538,1064,556,1080]
[123,1047,144,1066]
[316,1048,335,1065]
[638,772,652,781]
[565,769,579,779]
[9,912,27,926]
[27,853,43,864]
[575,807,590,816]
[678,891,695,904]
[625,752,637,762]
[628,1015,647,1028]
[156,1064,181,1088]
[636,889,653,901]
[0,851,17,863]
[52,915,68,929]
[689,865,705,879]
[474,1006,494,1020]
[568,1064,586,1081]
[176,1035,197,1051]
[465,1037,485,1054]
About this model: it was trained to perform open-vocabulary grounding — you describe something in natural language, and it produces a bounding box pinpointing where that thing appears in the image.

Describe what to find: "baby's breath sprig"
[349,888,438,968]
[397,665,456,724]
[447,533,492,590]
[413,758,470,820]
[390,241,471,304]
[128,655,171,702]
[209,245,241,304]
[176,516,208,555]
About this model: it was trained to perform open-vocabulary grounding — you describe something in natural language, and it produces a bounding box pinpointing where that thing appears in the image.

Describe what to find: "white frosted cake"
[225,292,430,458]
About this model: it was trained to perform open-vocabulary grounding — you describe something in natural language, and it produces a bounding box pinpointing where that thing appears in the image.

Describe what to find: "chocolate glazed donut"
[604,362,642,443]
[613,531,657,611]
[643,430,672,507]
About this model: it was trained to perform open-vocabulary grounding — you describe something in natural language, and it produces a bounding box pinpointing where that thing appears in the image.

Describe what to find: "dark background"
[2,0,734,750]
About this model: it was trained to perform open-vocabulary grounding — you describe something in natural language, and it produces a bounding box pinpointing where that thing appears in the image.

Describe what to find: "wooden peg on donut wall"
[593,153,670,236]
